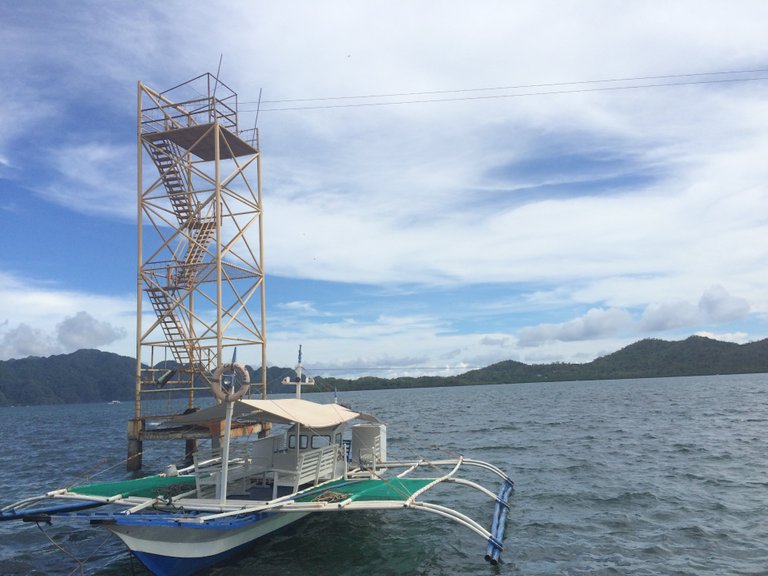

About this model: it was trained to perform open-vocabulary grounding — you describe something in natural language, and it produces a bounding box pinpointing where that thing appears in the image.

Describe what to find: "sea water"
[1,374,767,575]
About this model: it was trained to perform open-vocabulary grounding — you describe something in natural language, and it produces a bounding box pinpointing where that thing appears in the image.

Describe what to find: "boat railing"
[192,438,343,499]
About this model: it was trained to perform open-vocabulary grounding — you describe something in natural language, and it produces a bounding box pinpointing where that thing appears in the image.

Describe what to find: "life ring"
[211,363,250,402]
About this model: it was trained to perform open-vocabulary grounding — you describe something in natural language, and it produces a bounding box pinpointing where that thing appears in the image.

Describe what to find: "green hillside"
[0,349,135,405]
[319,336,768,391]
[0,352,294,406]
[0,336,766,406]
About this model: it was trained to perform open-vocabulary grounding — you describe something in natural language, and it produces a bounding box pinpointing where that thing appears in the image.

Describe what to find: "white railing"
[193,439,342,500]
[193,435,279,497]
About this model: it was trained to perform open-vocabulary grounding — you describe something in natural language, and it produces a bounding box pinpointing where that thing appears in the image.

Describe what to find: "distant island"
[0,335,766,406]
[320,335,768,392]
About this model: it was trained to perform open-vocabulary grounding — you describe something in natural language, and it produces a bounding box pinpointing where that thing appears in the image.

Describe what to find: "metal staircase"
[146,139,193,224]
[144,138,214,367]
[178,217,215,288]
[145,286,192,367]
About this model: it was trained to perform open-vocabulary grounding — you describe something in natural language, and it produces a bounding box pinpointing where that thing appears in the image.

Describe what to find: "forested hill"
[1,336,767,406]
[0,349,135,406]
[318,335,768,391]
[0,350,293,406]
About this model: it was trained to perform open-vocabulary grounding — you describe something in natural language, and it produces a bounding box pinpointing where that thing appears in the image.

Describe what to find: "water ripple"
[1,373,768,574]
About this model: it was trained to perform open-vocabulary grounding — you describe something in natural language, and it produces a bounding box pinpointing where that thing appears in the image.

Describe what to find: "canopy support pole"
[218,400,234,504]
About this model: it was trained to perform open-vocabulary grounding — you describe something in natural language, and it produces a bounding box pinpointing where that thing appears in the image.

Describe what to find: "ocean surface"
[1,374,767,575]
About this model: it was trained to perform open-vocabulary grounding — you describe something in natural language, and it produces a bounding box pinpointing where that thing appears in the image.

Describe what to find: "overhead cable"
[241,68,768,112]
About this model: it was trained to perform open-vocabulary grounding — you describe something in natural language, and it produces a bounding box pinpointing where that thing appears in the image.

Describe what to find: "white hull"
[107,511,309,576]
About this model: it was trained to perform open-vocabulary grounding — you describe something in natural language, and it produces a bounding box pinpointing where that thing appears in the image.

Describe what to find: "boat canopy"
[167,398,378,429]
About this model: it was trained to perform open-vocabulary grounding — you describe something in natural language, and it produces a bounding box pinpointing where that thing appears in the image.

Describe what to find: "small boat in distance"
[108,400,121,404]
[1,357,513,576]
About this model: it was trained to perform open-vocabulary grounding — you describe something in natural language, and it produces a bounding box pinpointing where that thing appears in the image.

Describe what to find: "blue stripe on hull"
[133,539,255,576]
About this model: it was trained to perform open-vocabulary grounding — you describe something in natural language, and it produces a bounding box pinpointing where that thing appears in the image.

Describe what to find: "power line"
[253,76,768,112]
[243,68,768,112]
[306,366,477,373]
[255,68,768,104]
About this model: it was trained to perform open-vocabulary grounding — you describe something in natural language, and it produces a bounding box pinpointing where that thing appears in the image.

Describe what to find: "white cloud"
[695,331,750,344]
[0,272,134,360]
[41,143,135,219]
[278,301,321,315]
[3,1,768,371]
[480,335,510,347]
[56,311,126,351]
[0,323,56,359]
[517,285,754,349]
[640,301,700,332]
[517,308,634,347]
[0,311,125,360]
[698,285,750,323]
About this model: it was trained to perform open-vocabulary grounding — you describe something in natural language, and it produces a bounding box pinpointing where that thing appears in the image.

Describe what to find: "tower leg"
[184,438,197,467]
[127,418,144,471]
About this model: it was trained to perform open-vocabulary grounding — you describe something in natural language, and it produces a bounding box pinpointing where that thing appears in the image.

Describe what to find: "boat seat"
[194,435,282,498]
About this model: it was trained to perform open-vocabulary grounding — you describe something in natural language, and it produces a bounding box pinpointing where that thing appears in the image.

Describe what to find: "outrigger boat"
[1,359,513,576]
[2,73,513,574]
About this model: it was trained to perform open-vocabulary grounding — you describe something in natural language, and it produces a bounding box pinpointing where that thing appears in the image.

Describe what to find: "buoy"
[211,363,250,402]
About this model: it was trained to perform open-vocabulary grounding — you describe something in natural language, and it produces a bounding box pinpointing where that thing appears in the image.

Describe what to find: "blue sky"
[2,1,768,377]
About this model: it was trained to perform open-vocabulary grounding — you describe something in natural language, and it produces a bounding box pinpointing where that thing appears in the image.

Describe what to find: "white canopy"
[168,398,378,429]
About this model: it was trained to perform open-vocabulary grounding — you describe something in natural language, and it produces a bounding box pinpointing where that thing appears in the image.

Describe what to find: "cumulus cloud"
[640,301,699,331]
[519,285,754,350]
[0,311,126,360]
[309,353,428,373]
[698,285,750,322]
[56,311,126,350]
[517,307,633,347]
[0,323,56,359]
[0,272,134,360]
[640,286,751,333]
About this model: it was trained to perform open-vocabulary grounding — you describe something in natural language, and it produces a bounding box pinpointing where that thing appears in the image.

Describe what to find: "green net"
[69,475,196,498]
[299,478,434,503]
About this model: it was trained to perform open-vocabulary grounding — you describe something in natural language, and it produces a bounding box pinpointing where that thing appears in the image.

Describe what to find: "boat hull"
[107,510,310,576]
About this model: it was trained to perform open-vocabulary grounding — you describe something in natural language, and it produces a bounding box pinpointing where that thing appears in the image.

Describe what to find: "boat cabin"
[170,398,385,501]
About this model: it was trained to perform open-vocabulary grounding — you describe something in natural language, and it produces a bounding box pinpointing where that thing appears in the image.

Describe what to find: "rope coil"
[313,490,349,503]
